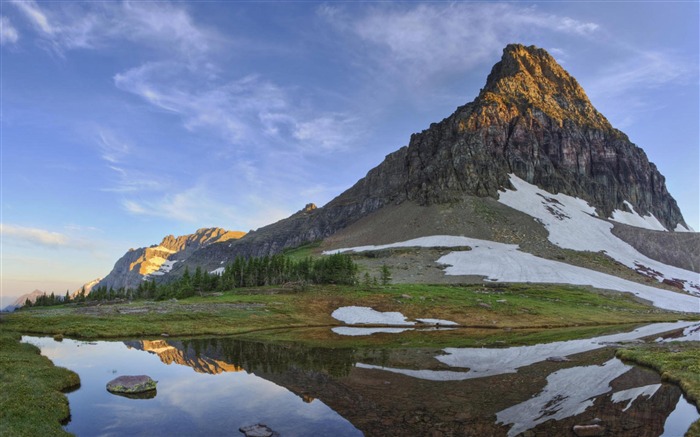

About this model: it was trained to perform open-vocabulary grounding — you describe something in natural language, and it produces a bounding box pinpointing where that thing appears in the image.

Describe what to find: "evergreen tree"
[380,264,392,285]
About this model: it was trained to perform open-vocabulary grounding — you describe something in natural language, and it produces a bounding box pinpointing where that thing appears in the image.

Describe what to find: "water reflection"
[24,322,699,436]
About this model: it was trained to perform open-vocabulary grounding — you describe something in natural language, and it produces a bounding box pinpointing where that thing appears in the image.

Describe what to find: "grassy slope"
[616,343,700,437]
[1,283,693,339]
[0,331,80,436]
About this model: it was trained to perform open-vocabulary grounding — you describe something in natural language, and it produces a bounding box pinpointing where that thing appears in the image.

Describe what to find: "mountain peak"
[478,44,610,129]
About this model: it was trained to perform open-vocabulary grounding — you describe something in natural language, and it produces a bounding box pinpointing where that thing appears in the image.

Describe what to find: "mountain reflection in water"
[23,322,699,436]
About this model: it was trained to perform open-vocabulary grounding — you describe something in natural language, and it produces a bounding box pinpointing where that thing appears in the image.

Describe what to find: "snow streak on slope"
[498,174,699,295]
[610,201,666,231]
[329,235,700,312]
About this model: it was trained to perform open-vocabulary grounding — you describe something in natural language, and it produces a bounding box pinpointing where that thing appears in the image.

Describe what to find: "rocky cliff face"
[95,227,244,291]
[176,44,688,276]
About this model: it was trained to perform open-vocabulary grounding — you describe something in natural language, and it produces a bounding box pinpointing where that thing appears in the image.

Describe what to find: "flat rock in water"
[239,423,279,437]
[106,375,157,394]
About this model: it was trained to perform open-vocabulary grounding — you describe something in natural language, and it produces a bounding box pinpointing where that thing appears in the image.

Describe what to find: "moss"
[0,330,79,436]
[616,342,700,437]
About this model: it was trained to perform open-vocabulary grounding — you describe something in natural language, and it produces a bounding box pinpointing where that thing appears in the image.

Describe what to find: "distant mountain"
[95,227,245,291]
[2,289,46,312]
[71,278,102,300]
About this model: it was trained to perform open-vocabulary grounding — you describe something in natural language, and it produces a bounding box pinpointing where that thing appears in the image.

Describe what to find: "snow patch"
[655,322,700,342]
[610,201,667,231]
[611,384,661,411]
[352,322,696,382]
[331,306,415,326]
[436,239,700,312]
[159,259,177,273]
[416,318,458,326]
[675,223,695,233]
[497,174,700,294]
[210,267,225,275]
[437,321,697,373]
[323,235,473,254]
[496,359,631,437]
[332,327,413,336]
[355,363,471,381]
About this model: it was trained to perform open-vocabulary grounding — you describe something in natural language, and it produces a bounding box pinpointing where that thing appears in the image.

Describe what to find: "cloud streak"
[321,3,599,83]
[9,0,219,58]
[1,223,70,247]
[114,62,361,154]
[1,16,20,45]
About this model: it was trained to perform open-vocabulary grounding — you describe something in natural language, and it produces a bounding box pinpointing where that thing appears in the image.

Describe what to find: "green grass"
[2,283,693,340]
[281,241,322,260]
[616,342,700,437]
[0,330,80,436]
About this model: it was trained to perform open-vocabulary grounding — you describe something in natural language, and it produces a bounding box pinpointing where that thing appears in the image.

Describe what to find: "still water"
[24,321,700,436]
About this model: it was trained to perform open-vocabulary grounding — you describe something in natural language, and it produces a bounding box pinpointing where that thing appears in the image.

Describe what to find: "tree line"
[25,253,362,306]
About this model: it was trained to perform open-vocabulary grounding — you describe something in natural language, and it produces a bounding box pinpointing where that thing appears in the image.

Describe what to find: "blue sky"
[1,1,698,304]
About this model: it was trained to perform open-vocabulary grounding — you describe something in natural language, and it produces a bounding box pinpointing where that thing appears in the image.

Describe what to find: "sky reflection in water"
[23,323,700,437]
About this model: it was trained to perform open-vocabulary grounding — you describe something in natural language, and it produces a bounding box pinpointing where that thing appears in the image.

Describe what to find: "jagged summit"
[478,44,611,130]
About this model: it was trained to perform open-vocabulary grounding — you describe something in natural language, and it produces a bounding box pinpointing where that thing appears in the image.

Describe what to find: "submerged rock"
[573,423,605,436]
[106,375,157,394]
[239,423,279,437]
[546,356,571,362]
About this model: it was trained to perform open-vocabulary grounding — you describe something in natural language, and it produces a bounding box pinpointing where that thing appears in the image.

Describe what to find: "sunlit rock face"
[94,227,245,292]
[124,340,244,375]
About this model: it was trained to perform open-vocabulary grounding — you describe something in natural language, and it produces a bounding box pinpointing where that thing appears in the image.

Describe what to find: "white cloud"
[583,50,697,128]
[9,0,219,57]
[1,223,69,247]
[587,50,694,99]
[114,62,360,153]
[1,16,19,45]
[11,0,52,34]
[97,129,130,164]
[321,3,599,82]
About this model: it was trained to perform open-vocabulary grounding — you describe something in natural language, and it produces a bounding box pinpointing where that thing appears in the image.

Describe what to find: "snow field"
[497,174,699,294]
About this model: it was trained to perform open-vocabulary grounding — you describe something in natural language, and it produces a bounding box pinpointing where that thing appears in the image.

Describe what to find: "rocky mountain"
[169,44,691,280]
[95,227,245,291]
[70,278,102,300]
[2,289,47,312]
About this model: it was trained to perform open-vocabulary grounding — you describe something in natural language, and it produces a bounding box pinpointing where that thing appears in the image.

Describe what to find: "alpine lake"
[23,321,700,437]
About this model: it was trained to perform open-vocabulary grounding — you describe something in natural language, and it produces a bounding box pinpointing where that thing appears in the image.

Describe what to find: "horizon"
[2,1,698,305]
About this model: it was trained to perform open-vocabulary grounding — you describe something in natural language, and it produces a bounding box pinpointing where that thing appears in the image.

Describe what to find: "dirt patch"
[611,222,699,273]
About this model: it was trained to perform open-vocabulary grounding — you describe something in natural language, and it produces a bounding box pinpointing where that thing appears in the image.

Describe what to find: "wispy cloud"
[584,50,697,128]
[320,3,599,82]
[1,16,20,45]
[1,223,70,247]
[587,50,694,98]
[114,62,361,153]
[97,129,130,164]
[9,0,219,58]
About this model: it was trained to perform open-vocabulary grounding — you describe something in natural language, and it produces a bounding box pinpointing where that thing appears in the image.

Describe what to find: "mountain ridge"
[95,227,245,291]
[104,44,692,293]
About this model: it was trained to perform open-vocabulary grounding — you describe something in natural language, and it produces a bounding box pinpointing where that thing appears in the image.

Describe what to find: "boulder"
[106,375,157,394]
[239,423,280,437]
